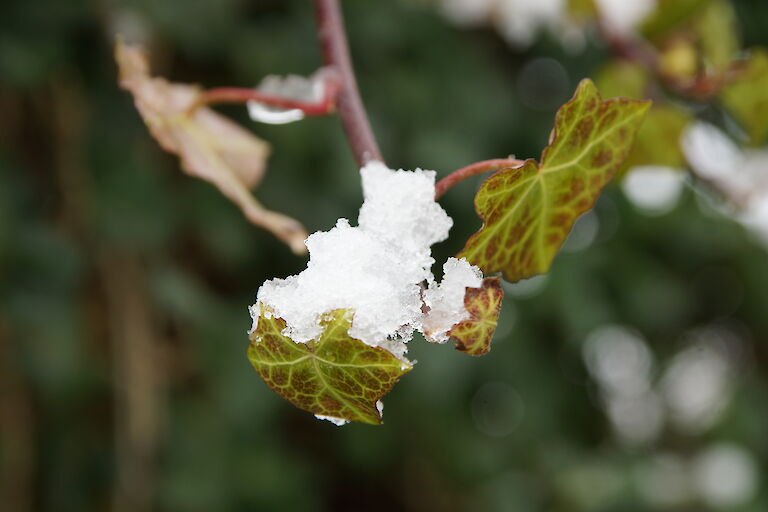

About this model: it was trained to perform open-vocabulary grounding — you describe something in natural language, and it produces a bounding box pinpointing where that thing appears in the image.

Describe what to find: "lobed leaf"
[641,0,709,39]
[115,40,308,253]
[449,277,503,357]
[721,49,768,146]
[247,307,412,425]
[596,62,690,174]
[459,79,650,282]
[622,105,691,174]
[595,61,650,101]
[694,0,739,74]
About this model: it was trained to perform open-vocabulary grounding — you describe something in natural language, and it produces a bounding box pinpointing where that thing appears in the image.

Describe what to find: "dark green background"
[1,1,767,510]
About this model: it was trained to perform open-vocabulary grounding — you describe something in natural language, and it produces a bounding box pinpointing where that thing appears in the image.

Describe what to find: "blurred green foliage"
[1,1,767,511]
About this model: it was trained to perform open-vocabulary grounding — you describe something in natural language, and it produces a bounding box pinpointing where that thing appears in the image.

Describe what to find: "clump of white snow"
[250,161,483,362]
[423,258,483,343]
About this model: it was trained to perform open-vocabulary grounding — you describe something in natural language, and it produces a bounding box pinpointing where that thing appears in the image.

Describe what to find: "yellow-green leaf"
[721,49,768,145]
[247,307,412,425]
[622,105,691,174]
[694,0,739,74]
[459,79,650,282]
[595,61,650,101]
[641,0,709,39]
[450,277,503,357]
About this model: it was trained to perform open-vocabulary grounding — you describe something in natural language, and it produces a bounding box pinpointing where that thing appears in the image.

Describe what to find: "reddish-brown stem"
[314,0,382,166]
[600,23,659,71]
[188,70,341,116]
[600,20,744,101]
[435,158,525,200]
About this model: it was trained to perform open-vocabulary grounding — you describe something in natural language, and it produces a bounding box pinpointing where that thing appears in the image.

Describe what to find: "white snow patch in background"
[439,0,571,48]
[692,444,758,507]
[251,161,483,363]
[495,0,566,47]
[622,166,685,215]
[440,0,495,26]
[423,258,483,343]
[682,122,768,246]
[682,122,744,184]
[595,0,656,35]
[660,339,733,434]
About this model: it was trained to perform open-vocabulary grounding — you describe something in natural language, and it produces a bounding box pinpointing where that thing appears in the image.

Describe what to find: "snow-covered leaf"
[247,307,412,425]
[459,79,650,282]
[449,277,503,356]
[115,40,307,253]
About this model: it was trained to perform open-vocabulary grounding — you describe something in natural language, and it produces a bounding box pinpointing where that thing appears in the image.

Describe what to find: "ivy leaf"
[596,62,690,174]
[449,277,503,357]
[622,105,691,173]
[721,49,768,146]
[115,40,308,253]
[694,0,739,74]
[459,79,650,282]
[595,61,650,101]
[247,307,412,425]
[640,0,709,39]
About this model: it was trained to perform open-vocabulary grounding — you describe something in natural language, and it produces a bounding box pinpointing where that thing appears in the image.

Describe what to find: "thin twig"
[435,158,525,200]
[314,0,382,166]
[187,68,342,117]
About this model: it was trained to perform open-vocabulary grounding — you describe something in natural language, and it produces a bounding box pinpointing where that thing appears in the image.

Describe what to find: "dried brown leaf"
[115,39,308,253]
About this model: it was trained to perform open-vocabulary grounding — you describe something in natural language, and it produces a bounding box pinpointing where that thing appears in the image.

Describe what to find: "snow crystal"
[423,258,483,343]
[314,414,350,426]
[251,161,482,361]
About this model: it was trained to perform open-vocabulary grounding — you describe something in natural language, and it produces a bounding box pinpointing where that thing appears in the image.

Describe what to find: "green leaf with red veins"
[450,277,503,357]
[247,307,412,425]
[458,79,650,282]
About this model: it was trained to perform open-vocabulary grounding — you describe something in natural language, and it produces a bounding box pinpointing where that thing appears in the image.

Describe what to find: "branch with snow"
[250,162,484,363]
